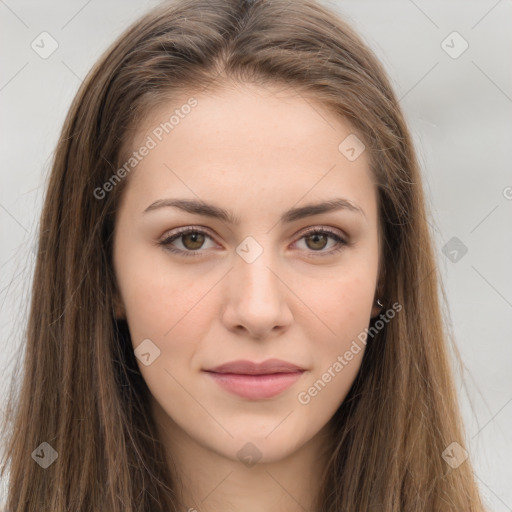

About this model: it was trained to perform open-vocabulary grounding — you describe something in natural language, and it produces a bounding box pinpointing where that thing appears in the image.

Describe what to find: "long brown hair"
[0,0,487,510]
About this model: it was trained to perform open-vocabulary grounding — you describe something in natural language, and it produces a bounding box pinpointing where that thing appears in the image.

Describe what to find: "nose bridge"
[234,235,280,303]
[222,234,292,336]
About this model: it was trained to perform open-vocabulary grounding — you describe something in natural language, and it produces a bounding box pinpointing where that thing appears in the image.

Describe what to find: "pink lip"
[203,359,306,400]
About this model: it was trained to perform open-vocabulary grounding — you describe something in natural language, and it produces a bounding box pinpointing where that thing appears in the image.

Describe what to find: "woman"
[0,0,488,510]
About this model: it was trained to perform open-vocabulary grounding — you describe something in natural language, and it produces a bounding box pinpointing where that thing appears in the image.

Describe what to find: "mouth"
[202,359,306,400]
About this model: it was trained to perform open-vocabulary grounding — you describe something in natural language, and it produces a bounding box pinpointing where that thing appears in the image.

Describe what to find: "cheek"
[292,271,375,412]
[114,247,212,408]
[114,239,214,348]
[339,278,372,328]
[303,270,376,343]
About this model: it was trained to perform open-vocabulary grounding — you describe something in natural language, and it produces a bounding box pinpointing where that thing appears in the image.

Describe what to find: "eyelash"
[158,226,348,258]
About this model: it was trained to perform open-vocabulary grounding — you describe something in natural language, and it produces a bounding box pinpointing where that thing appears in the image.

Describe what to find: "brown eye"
[181,232,206,250]
[159,228,216,257]
[294,228,348,257]
[304,232,329,251]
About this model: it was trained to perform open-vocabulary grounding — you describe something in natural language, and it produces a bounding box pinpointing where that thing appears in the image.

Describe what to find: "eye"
[159,227,217,257]
[293,227,348,257]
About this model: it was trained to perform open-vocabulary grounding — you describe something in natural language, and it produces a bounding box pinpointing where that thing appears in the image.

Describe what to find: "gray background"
[1,0,511,509]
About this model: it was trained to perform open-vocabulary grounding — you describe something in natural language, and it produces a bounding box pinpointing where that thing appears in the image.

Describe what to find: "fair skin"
[113,81,381,512]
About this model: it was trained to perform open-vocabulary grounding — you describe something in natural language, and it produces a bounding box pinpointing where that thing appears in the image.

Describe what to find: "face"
[113,82,381,465]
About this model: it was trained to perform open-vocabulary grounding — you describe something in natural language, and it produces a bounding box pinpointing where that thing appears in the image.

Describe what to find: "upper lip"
[204,358,305,375]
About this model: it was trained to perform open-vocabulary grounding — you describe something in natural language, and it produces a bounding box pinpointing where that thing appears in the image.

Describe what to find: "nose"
[220,246,293,340]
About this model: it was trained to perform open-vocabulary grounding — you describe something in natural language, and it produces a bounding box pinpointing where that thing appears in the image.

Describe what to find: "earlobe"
[371,264,386,318]
[371,297,384,318]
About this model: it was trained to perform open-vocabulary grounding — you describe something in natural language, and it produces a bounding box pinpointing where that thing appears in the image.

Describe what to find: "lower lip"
[204,371,304,399]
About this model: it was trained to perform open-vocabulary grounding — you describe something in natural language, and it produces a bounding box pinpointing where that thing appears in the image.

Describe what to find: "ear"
[370,265,386,318]
[370,298,383,318]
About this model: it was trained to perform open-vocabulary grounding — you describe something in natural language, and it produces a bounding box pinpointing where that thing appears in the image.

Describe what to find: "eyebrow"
[143,197,366,224]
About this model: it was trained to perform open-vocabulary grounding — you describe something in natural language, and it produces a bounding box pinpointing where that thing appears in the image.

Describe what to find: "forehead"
[137,81,360,158]
[120,82,376,218]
